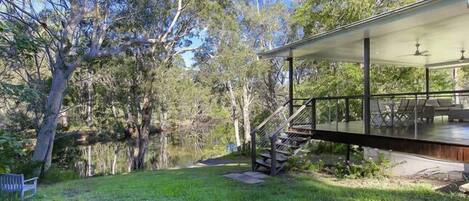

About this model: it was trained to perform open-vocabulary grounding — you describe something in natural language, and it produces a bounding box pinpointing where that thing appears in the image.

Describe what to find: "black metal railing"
[293,89,469,136]
[250,98,314,174]
[250,100,290,171]
[252,89,469,173]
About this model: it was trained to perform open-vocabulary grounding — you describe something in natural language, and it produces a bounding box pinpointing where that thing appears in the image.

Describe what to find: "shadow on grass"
[33,165,467,201]
[262,172,466,201]
[197,152,250,166]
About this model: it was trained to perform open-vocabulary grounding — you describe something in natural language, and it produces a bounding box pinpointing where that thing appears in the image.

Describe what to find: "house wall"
[364,147,469,180]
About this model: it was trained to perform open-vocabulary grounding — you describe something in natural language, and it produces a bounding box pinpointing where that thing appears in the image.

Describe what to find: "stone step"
[259,152,288,162]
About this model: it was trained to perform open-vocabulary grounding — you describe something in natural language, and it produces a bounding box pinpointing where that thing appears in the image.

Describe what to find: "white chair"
[370,99,391,127]
[0,174,38,200]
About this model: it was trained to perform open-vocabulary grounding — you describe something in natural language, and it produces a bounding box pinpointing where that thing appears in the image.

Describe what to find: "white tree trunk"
[242,83,251,145]
[87,145,92,177]
[112,146,118,175]
[227,81,241,147]
[86,69,93,127]
[32,67,71,172]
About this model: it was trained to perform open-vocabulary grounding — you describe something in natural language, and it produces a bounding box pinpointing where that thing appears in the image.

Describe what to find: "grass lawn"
[34,164,467,201]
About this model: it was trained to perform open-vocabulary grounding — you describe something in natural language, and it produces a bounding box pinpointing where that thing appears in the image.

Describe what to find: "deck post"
[425,68,430,99]
[363,38,371,135]
[346,144,351,161]
[345,98,350,122]
[311,99,316,130]
[251,130,256,171]
[288,57,294,117]
[270,134,277,176]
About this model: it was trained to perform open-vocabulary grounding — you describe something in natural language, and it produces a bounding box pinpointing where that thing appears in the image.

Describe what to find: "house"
[253,0,469,176]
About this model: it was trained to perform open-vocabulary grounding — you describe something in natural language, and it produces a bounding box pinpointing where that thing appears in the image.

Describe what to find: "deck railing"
[252,89,469,172]
[293,89,469,136]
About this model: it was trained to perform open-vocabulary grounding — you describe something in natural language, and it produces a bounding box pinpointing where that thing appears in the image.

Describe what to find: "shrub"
[0,130,26,173]
[285,155,324,172]
[332,153,391,179]
[307,141,349,155]
[41,165,80,184]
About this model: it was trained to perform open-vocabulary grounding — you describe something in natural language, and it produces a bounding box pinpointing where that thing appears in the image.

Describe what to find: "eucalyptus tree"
[196,0,290,149]
[0,0,212,172]
[294,0,417,36]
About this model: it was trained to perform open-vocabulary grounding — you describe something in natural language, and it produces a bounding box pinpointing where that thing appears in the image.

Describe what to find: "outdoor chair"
[0,174,38,200]
[409,99,427,122]
[370,99,391,127]
[395,99,410,125]
[396,99,428,126]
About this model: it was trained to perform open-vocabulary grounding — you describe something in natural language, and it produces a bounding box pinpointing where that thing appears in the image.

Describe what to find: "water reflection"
[60,136,205,177]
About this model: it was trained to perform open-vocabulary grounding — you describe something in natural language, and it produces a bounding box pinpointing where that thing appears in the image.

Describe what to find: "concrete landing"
[223,171,268,184]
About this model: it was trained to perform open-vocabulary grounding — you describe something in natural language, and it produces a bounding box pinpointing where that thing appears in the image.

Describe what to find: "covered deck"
[259,0,469,162]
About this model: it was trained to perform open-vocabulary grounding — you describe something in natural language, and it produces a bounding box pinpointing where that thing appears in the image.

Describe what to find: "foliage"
[293,0,417,36]
[307,140,349,155]
[40,165,80,184]
[285,155,324,172]
[51,133,83,170]
[332,153,391,179]
[0,130,25,173]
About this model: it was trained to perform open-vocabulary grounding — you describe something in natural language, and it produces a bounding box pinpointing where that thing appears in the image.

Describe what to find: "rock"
[243,171,269,179]
[458,183,469,194]
[223,173,264,184]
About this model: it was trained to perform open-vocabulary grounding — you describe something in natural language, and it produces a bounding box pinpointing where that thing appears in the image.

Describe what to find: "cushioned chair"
[427,99,463,117]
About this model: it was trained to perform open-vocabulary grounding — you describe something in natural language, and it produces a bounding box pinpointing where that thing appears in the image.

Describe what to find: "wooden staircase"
[250,97,316,175]
[254,130,312,174]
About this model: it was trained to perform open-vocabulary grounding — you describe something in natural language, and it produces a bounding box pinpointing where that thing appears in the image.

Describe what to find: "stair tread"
[278,135,308,142]
[285,130,312,136]
[256,159,284,169]
[276,142,299,148]
[262,148,292,155]
[259,152,288,162]
[274,149,292,155]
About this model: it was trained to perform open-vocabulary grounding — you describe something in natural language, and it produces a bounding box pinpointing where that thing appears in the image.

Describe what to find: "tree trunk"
[86,68,93,127]
[132,96,151,170]
[227,81,241,148]
[87,145,92,177]
[32,67,71,172]
[158,132,169,169]
[112,145,118,175]
[242,83,251,147]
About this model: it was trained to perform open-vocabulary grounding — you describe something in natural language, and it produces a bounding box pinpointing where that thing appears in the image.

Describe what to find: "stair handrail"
[267,97,314,175]
[250,100,290,172]
[267,97,314,139]
[250,100,290,135]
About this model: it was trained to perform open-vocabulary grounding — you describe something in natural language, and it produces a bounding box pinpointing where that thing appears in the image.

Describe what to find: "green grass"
[33,165,467,201]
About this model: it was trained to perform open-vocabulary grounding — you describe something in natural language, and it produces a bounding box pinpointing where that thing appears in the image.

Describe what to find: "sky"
[181,36,203,68]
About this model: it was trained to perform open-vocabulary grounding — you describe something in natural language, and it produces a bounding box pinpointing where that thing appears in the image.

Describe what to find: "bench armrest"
[24,177,38,184]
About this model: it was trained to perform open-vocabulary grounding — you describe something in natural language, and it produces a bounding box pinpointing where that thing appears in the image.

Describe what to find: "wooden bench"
[0,174,38,200]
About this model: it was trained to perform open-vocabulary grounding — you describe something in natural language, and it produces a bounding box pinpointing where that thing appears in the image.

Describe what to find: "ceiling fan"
[400,43,430,57]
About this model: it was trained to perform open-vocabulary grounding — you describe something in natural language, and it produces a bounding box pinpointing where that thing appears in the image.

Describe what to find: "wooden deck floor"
[311,119,469,146]
[291,120,469,162]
